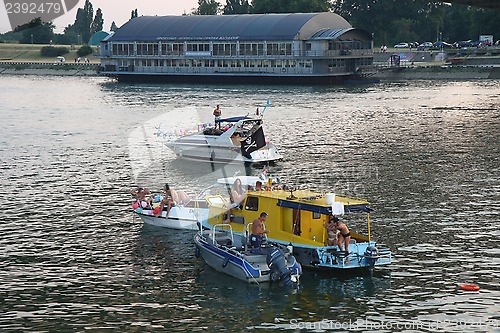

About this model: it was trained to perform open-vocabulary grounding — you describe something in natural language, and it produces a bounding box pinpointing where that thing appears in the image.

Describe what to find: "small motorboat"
[200,175,392,273]
[165,115,282,164]
[194,224,302,285]
[133,193,209,230]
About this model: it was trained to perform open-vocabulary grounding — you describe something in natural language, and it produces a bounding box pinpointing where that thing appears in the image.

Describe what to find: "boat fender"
[281,67,287,73]
[194,246,200,258]
[210,151,215,161]
[222,256,230,268]
[459,284,480,291]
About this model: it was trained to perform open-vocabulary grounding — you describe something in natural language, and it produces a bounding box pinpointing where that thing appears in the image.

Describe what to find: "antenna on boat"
[260,99,271,117]
[286,188,297,200]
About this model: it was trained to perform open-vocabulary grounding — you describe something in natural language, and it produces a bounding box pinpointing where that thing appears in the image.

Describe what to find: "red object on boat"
[459,284,480,291]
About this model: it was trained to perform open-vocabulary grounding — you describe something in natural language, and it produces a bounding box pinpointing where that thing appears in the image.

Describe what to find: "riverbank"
[374,64,500,80]
[2,43,500,79]
[0,62,100,76]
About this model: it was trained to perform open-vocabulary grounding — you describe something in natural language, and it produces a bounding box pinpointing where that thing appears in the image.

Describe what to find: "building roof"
[88,31,110,45]
[108,13,353,42]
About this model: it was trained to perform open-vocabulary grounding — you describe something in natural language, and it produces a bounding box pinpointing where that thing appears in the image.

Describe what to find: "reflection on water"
[0,75,498,332]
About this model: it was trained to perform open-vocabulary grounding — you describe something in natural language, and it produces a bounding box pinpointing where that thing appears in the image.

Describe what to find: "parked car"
[420,42,434,48]
[433,41,453,48]
[456,40,473,48]
[394,42,409,48]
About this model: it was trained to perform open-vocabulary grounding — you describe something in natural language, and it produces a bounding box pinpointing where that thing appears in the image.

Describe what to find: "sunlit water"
[0,75,498,332]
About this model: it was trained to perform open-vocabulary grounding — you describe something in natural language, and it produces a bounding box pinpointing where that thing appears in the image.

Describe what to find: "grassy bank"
[0,43,99,63]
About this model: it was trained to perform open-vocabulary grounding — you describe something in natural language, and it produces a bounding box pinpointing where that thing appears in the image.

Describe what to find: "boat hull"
[166,141,282,164]
[194,230,302,284]
[291,241,392,271]
[135,206,206,230]
[194,232,270,283]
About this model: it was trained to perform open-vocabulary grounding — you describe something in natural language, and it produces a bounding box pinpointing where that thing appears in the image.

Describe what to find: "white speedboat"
[133,196,209,230]
[165,115,282,164]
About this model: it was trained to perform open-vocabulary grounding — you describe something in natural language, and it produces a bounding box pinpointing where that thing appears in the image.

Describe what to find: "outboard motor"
[265,247,295,286]
[364,246,380,268]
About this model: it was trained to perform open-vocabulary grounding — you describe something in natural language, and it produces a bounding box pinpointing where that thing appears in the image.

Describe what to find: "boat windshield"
[203,118,262,137]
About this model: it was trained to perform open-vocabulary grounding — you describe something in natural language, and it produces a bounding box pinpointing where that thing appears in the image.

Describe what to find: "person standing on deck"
[213,105,222,129]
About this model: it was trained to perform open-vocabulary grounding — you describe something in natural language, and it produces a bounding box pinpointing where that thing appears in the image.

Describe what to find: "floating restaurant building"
[98,12,375,84]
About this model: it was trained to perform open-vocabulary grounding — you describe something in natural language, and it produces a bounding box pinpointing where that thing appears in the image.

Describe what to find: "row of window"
[244,196,321,219]
[328,58,373,67]
[110,41,364,57]
[126,58,315,68]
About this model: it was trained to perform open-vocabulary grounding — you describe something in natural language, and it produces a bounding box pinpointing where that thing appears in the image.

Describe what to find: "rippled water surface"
[0,75,499,332]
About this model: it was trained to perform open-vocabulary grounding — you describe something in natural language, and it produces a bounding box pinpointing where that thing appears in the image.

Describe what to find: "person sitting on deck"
[250,212,270,249]
[255,181,265,191]
[224,178,246,222]
[131,187,152,209]
[156,183,190,217]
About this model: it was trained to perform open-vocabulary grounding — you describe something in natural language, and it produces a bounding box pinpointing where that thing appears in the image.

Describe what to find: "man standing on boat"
[213,105,222,129]
[332,217,351,260]
[250,212,270,249]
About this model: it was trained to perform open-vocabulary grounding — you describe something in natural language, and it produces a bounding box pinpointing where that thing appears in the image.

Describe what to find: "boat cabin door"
[292,209,301,236]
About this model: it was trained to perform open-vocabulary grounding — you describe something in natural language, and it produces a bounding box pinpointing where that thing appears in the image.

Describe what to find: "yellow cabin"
[201,176,392,271]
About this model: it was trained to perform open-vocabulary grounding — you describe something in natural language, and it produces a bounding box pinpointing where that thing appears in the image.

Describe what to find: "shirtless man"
[213,105,222,129]
[250,212,269,249]
[331,217,350,253]
[157,183,181,217]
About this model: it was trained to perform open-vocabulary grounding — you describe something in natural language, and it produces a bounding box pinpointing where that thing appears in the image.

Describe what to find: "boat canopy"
[277,199,373,214]
[215,116,253,123]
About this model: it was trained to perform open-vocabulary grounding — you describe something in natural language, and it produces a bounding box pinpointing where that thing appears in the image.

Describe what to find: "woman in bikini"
[323,217,339,247]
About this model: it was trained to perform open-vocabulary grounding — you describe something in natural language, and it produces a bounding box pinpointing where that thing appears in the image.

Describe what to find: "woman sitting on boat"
[224,178,246,222]
[131,187,152,209]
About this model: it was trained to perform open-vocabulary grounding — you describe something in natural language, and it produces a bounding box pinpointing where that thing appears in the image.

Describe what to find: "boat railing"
[211,223,234,246]
[246,222,268,240]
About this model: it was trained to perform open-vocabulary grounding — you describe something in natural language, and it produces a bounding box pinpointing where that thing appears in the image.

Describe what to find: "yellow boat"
[201,176,392,272]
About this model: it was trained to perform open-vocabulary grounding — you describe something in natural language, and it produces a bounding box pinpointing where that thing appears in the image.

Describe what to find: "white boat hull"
[167,140,282,164]
[135,206,206,230]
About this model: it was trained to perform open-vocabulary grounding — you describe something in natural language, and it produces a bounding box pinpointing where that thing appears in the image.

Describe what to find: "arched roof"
[88,31,110,45]
[108,13,354,42]
[310,28,372,41]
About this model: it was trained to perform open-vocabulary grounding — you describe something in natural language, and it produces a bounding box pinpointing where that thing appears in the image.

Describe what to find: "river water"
[0,75,499,332]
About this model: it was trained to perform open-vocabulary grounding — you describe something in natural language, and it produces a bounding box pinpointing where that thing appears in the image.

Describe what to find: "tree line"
[195,0,500,46]
[1,0,499,47]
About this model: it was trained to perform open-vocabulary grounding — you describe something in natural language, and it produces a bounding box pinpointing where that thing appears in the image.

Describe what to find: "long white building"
[99,12,375,84]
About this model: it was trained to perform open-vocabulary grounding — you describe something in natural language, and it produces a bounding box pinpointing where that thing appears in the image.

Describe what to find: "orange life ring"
[459,284,480,291]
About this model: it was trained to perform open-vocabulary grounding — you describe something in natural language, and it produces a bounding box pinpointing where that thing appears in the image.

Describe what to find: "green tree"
[131,8,138,19]
[81,0,94,42]
[77,44,93,57]
[223,0,250,14]
[110,21,118,31]
[64,0,94,44]
[19,18,55,44]
[250,0,330,13]
[91,8,104,35]
[193,0,220,15]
